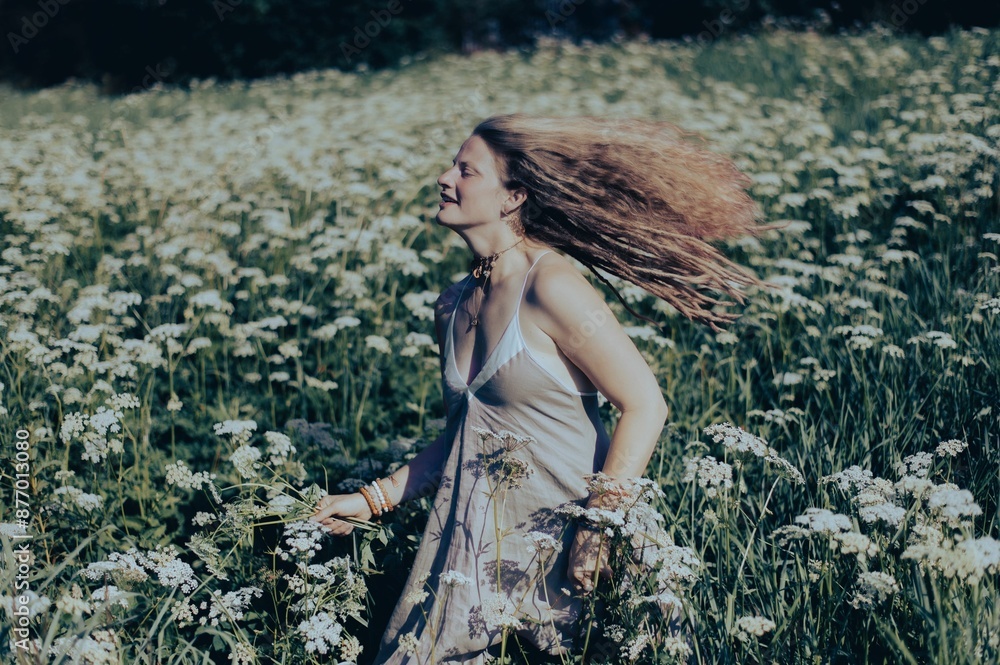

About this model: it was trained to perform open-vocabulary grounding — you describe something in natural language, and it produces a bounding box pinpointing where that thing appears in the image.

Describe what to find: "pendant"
[471,316,479,326]
[473,264,493,281]
[472,255,496,281]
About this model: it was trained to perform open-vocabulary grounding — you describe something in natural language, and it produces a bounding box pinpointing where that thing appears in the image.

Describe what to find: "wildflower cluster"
[557,473,701,658]
[703,423,805,485]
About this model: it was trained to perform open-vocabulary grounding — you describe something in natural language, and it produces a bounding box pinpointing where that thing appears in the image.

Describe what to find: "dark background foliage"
[1,0,998,91]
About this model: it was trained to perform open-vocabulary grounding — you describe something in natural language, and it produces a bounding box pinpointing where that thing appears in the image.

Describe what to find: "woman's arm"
[530,265,669,482]
[529,264,669,593]
[379,431,450,506]
[311,432,450,534]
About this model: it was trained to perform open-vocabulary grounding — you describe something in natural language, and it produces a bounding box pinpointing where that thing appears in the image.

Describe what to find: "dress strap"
[451,250,552,323]
[452,275,471,318]
[515,250,552,314]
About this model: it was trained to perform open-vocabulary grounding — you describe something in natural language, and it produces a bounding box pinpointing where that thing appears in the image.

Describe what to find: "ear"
[502,186,529,215]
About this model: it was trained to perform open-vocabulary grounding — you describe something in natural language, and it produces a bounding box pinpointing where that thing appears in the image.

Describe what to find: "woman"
[312,114,771,663]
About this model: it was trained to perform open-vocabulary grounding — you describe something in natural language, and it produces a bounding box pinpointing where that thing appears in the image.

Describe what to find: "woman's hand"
[310,493,373,536]
[567,525,612,594]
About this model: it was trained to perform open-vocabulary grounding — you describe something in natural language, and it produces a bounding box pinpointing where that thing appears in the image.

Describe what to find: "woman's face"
[435,134,509,228]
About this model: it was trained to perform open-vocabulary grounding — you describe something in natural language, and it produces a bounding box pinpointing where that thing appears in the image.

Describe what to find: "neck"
[466,229,536,284]
[469,232,526,263]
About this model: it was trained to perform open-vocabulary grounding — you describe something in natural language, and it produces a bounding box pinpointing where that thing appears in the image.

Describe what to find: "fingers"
[309,497,354,537]
[568,531,612,594]
[316,514,354,536]
[320,519,354,537]
[310,499,337,522]
[568,554,599,594]
[571,570,595,594]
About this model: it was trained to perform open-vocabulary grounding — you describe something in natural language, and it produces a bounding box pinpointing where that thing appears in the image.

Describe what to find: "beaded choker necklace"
[467,237,525,326]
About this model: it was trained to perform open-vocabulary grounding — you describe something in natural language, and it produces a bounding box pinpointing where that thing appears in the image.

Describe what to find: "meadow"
[0,22,998,665]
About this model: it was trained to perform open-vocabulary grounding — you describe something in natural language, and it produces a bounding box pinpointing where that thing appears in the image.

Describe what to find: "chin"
[435,208,459,226]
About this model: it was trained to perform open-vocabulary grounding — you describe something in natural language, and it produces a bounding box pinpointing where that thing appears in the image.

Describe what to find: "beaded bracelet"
[369,481,389,514]
[358,486,380,517]
[375,478,394,512]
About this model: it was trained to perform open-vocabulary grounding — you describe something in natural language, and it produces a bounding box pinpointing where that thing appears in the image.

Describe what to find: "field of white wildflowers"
[0,23,998,665]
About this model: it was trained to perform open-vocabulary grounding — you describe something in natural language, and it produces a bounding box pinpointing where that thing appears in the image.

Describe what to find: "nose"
[437,165,457,189]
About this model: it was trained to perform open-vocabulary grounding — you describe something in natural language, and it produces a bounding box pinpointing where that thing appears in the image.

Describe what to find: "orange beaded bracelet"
[358,486,380,517]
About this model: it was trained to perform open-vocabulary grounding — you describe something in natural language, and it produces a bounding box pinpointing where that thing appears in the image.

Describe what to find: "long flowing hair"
[472,113,782,332]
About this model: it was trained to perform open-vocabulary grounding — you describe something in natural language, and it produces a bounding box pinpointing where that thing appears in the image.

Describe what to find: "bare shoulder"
[432,277,471,352]
[527,251,667,414]
[435,277,469,319]
[527,252,608,317]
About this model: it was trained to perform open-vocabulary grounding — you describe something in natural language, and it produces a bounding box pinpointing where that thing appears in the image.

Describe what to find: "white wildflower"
[794,508,853,534]
[192,511,216,527]
[621,632,651,661]
[54,485,104,513]
[525,531,563,555]
[166,393,183,412]
[832,531,878,561]
[339,634,364,661]
[482,593,523,630]
[230,643,256,665]
[268,493,296,514]
[773,371,803,386]
[927,486,982,523]
[439,570,473,587]
[90,585,130,610]
[404,588,429,605]
[704,422,768,458]
[365,335,391,354]
[298,611,343,654]
[398,630,420,655]
[935,439,968,457]
[165,460,217,490]
[206,587,263,626]
[850,571,899,610]
[229,445,262,479]
[56,592,91,617]
[883,343,905,358]
[59,413,88,443]
[333,316,362,329]
[895,452,934,479]
[682,456,733,498]
[82,550,148,585]
[276,520,328,562]
[264,431,296,465]
[213,419,257,445]
[147,549,198,594]
[858,501,907,527]
[732,615,776,643]
[662,635,693,660]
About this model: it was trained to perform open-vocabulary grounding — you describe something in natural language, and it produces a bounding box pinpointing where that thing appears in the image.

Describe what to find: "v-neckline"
[446,250,553,394]
[448,278,521,393]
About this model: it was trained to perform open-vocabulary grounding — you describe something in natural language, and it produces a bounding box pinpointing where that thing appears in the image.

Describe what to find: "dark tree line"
[0,0,997,91]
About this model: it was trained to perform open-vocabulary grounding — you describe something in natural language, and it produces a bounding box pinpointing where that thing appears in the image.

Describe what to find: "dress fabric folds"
[374,250,611,664]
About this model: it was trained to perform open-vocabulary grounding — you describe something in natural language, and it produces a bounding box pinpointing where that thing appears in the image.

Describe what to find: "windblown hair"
[472,113,781,332]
